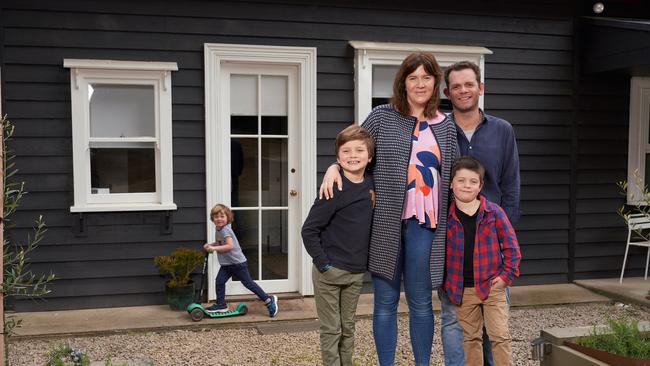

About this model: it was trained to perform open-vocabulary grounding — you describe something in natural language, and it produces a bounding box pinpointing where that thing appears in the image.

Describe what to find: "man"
[439,60,521,366]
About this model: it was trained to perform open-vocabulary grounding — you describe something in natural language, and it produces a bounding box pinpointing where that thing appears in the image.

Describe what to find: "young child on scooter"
[203,203,279,317]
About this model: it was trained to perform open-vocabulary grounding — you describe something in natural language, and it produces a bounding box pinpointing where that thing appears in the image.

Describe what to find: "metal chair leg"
[644,247,650,280]
[621,231,632,284]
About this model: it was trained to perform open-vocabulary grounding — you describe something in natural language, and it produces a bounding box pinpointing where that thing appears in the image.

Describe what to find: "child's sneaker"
[266,295,278,317]
[206,303,229,313]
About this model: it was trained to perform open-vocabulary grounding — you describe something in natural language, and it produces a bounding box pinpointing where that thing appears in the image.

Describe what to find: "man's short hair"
[210,203,234,223]
[335,124,375,160]
[452,156,485,185]
[444,61,481,88]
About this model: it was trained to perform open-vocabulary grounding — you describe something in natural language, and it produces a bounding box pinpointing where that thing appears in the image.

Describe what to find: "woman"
[320,52,458,365]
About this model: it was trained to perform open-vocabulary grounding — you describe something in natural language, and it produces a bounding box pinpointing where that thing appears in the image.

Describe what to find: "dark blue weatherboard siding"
[0,0,633,310]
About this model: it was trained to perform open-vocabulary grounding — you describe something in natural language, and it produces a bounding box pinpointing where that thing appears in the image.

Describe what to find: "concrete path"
[575,277,650,307]
[11,283,609,339]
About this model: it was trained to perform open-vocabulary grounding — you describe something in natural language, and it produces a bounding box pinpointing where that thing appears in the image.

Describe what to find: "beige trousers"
[456,286,513,366]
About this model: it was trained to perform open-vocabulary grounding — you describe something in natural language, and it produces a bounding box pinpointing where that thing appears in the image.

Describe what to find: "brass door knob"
[289,189,298,197]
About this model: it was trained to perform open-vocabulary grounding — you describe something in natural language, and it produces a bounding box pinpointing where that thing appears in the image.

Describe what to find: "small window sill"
[70,203,177,213]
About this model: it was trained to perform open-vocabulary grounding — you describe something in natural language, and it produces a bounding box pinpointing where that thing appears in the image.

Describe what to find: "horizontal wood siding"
[574,73,632,280]
[0,0,596,310]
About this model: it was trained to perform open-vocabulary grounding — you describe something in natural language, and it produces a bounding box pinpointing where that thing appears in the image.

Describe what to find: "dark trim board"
[0,0,643,310]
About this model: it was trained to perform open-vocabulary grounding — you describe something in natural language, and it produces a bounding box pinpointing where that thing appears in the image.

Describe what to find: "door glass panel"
[90,148,155,193]
[261,76,288,135]
[89,84,155,138]
[261,116,287,135]
[227,70,291,288]
[230,75,257,116]
[262,138,288,206]
[262,210,288,280]
[231,116,257,135]
[232,138,258,207]
[231,75,258,134]
[231,210,259,280]
[261,75,287,113]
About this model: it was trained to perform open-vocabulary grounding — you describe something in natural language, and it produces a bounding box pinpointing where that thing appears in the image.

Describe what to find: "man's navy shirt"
[453,111,521,223]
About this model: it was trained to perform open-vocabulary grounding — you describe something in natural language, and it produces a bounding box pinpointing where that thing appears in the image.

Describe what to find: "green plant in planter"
[576,318,650,360]
[154,247,203,310]
[154,247,203,288]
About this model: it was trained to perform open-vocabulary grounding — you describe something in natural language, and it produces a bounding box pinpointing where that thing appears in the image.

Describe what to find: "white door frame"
[204,43,317,298]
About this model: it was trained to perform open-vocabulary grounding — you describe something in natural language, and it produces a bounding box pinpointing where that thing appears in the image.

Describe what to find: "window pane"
[372,65,398,98]
[261,210,287,280]
[231,116,257,135]
[230,74,257,116]
[261,75,287,116]
[90,148,155,193]
[231,210,259,280]
[231,138,258,207]
[89,84,155,138]
[372,97,390,108]
[261,138,288,206]
[261,116,288,135]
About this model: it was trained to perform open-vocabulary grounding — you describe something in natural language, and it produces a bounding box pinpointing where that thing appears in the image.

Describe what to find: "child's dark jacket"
[444,195,521,305]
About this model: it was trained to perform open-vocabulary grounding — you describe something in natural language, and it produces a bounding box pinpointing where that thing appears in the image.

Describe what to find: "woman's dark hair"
[390,52,442,119]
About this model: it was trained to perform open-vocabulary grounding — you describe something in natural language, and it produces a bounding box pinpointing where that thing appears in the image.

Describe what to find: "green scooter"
[186,252,248,322]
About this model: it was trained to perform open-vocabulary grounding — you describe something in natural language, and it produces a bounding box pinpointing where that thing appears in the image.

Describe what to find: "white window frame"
[349,41,493,123]
[627,77,650,205]
[64,59,178,212]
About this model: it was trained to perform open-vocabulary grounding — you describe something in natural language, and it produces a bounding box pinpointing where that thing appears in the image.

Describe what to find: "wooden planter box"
[538,321,650,366]
[565,341,650,366]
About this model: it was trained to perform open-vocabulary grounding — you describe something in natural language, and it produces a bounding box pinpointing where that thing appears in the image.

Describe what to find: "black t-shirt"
[455,206,478,287]
[301,174,374,273]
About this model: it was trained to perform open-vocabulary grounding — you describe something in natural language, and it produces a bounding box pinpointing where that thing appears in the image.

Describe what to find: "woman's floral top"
[401,112,445,229]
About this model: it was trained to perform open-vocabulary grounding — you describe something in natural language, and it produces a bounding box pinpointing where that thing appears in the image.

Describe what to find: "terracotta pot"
[565,341,650,366]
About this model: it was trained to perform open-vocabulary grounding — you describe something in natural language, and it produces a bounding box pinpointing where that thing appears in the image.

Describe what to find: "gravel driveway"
[9,302,650,365]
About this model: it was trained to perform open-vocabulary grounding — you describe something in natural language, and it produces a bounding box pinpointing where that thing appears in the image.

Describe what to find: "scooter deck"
[187,302,248,321]
[204,307,244,318]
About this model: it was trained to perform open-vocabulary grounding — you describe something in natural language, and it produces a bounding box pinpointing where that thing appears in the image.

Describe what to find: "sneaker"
[266,295,278,317]
[206,303,229,313]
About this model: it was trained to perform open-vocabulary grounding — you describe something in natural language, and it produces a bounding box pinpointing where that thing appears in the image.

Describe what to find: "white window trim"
[203,43,317,295]
[627,77,650,205]
[349,41,493,123]
[64,59,178,212]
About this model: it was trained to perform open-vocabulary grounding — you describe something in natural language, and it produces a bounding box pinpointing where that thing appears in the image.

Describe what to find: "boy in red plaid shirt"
[443,156,521,366]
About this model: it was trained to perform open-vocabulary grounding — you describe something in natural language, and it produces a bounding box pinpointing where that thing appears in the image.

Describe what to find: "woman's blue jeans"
[372,218,436,366]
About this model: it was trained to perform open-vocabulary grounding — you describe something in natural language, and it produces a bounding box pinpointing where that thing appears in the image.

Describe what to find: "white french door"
[212,63,299,295]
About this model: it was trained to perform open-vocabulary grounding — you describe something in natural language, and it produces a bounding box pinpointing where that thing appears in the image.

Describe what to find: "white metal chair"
[620,213,650,283]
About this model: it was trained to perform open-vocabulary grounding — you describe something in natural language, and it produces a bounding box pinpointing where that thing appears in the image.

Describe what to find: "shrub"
[576,318,650,359]
[154,247,203,288]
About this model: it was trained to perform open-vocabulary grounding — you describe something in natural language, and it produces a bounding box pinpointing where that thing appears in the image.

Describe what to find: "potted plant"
[154,247,203,310]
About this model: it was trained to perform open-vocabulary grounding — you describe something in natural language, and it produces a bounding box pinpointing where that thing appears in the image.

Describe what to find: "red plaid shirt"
[444,195,521,305]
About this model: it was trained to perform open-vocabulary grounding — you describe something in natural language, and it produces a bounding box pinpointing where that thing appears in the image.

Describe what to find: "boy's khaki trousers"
[312,265,364,366]
[456,286,513,366]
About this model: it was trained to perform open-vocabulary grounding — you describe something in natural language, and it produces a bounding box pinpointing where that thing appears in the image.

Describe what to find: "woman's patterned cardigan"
[362,104,458,287]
